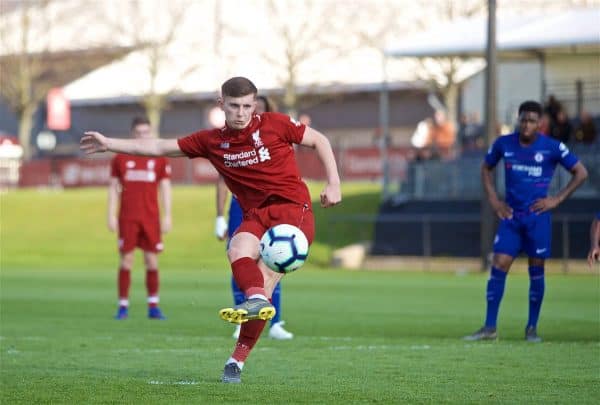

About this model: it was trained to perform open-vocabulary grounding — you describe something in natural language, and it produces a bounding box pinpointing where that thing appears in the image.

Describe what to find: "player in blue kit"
[465,100,588,342]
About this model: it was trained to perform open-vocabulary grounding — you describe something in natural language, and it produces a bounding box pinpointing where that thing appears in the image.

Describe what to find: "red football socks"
[146,268,159,308]
[118,267,131,305]
[231,257,266,297]
[232,320,267,362]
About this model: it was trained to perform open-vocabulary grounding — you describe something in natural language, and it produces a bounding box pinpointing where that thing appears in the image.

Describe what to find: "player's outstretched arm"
[588,217,600,268]
[300,127,341,208]
[481,162,512,219]
[80,131,185,157]
[530,162,588,214]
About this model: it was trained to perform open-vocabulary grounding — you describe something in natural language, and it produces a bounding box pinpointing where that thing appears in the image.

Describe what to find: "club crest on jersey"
[534,153,544,163]
[147,159,155,169]
[251,130,264,148]
[126,160,135,168]
[220,142,230,149]
[258,146,271,162]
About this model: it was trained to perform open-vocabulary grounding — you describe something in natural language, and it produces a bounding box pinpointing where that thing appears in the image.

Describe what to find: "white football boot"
[268,321,294,340]
[232,324,241,339]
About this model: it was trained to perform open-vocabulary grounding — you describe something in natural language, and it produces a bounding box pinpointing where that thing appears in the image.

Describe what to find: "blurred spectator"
[549,109,572,143]
[544,94,562,122]
[410,118,432,160]
[458,114,468,145]
[573,111,597,144]
[411,118,432,149]
[414,146,434,162]
[410,118,436,161]
[539,112,552,136]
[459,112,484,152]
[430,110,456,159]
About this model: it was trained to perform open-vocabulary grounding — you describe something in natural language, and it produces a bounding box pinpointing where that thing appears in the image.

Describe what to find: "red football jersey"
[177,112,311,212]
[110,155,171,220]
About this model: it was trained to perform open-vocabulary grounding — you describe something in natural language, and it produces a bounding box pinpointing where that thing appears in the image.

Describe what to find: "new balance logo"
[258,146,271,162]
[535,248,547,254]
[504,152,514,157]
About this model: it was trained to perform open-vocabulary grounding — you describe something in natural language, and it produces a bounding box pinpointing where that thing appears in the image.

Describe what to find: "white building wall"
[461,53,600,127]
[544,54,600,115]
[461,60,542,127]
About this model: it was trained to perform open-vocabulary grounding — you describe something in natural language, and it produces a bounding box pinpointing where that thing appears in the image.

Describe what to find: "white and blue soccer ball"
[259,224,309,274]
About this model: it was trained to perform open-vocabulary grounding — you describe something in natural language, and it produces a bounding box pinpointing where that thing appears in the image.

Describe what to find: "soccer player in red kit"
[81,77,342,383]
[108,116,172,320]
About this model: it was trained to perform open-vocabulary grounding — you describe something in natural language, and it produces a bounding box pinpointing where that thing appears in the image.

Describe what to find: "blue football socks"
[484,267,508,328]
[231,277,245,306]
[527,266,545,328]
[270,283,281,325]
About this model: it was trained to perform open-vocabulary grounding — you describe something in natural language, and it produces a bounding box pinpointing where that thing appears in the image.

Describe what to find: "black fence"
[327,198,597,271]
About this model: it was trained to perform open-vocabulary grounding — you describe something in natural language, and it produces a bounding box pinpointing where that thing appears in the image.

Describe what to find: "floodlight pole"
[480,0,497,271]
[379,51,390,200]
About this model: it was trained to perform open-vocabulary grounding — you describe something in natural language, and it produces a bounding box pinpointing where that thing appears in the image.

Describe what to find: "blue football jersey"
[484,133,579,212]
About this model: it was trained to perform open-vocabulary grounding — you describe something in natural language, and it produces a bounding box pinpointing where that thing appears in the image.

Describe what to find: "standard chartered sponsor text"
[223,149,260,167]
[225,157,259,167]
[224,150,256,160]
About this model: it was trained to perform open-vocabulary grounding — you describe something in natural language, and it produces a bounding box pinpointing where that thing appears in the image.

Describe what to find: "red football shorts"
[118,218,163,253]
[235,200,315,244]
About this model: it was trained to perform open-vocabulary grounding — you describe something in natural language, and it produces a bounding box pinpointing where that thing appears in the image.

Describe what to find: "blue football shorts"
[493,211,552,259]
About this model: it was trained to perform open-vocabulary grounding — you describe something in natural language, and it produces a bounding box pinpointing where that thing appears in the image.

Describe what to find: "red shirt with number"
[177,112,312,213]
[110,155,171,221]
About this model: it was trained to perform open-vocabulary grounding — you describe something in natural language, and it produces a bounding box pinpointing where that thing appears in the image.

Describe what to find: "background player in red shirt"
[81,76,341,384]
[108,116,172,320]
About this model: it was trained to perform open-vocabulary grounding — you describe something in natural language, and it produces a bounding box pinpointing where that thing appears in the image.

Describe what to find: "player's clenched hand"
[108,216,118,233]
[588,247,600,268]
[80,131,109,154]
[491,199,513,220]
[215,216,228,240]
[530,196,560,214]
[161,215,172,234]
[320,183,341,208]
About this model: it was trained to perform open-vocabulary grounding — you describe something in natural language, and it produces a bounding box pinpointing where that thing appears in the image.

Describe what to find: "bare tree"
[249,0,358,117]
[108,0,205,137]
[0,1,132,159]
[499,0,599,11]
[0,1,55,160]
[413,0,594,122]
[413,0,485,124]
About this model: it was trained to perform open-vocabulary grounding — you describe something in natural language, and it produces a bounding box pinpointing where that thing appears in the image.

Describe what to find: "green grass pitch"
[1,185,598,403]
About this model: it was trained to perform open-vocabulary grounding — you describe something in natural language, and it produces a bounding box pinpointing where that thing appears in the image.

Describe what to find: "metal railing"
[394,149,600,201]
[326,213,593,273]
